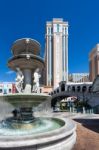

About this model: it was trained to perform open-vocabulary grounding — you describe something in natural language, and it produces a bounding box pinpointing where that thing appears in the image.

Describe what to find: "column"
[66,27,68,82]
[23,69,32,93]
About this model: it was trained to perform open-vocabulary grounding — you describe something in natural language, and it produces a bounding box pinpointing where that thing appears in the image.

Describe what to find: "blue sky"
[0,0,99,82]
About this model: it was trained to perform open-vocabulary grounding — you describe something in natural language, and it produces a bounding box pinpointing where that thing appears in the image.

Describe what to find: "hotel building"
[69,73,89,83]
[0,82,16,94]
[89,44,99,81]
[45,18,68,88]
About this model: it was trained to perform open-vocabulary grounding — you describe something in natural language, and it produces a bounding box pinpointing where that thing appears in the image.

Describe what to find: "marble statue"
[15,68,24,93]
[33,69,41,93]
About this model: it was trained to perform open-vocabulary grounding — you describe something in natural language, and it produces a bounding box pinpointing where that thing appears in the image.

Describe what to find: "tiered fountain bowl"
[0,38,76,150]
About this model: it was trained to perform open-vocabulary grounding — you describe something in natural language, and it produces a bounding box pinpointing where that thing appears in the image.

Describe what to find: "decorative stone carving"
[15,68,24,93]
[33,69,41,93]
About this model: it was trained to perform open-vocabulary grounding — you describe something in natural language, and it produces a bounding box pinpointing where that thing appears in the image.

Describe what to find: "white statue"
[33,69,41,93]
[15,68,24,93]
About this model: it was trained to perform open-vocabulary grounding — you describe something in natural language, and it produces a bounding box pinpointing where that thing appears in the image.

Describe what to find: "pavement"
[52,112,99,150]
[73,118,99,150]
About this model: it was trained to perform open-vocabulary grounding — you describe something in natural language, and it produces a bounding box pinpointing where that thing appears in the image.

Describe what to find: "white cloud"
[6,71,14,74]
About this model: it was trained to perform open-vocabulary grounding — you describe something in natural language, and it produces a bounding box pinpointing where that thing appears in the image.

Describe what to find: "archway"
[72,86,75,92]
[61,84,65,92]
[82,86,87,92]
[77,86,81,92]
[67,86,71,92]
[57,88,59,93]
[88,86,92,93]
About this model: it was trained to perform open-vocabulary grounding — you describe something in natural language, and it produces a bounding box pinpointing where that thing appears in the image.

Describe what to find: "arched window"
[51,92,53,95]
[82,86,87,92]
[72,86,75,92]
[88,86,92,93]
[54,91,56,94]
[57,89,59,93]
[61,84,65,92]
[9,89,11,93]
[77,86,81,92]
[67,86,71,92]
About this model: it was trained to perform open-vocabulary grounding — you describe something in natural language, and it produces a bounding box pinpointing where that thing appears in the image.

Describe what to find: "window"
[88,86,92,93]
[9,89,11,93]
[57,24,59,32]
[54,91,56,94]
[57,89,59,93]
[40,88,42,93]
[72,86,75,92]
[48,28,50,34]
[77,86,80,92]
[61,84,65,91]
[82,86,87,92]
[67,86,71,92]
[48,27,51,34]
[0,89,2,93]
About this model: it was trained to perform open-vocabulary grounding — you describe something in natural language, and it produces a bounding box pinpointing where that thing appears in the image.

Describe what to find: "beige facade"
[45,18,68,88]
[0,82,16,94]
[89,44,99,81]
[41,86,52,93]
[69,73,89,83]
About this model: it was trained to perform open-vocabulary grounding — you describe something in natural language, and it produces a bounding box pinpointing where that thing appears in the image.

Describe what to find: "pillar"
[23,69,33,93]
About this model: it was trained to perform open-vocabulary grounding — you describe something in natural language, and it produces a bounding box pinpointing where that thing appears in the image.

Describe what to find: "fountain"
[0,38,76,150]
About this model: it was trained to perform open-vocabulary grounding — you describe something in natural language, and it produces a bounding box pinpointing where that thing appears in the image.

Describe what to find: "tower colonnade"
[45,18,68,88]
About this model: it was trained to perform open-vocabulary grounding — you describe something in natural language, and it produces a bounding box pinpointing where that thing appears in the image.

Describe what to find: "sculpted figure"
[15,68,24,93]
[33,69,41,93]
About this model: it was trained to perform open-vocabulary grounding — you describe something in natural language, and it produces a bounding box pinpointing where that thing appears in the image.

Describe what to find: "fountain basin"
[11,38,40,55]
[0,117,65,135]
[8,54,44,71]
[0,117,76,150]
[0,93,51,108]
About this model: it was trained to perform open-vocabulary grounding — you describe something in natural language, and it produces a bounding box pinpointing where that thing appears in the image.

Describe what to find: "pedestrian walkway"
[51,112,99,150]
[73,118,99,150]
